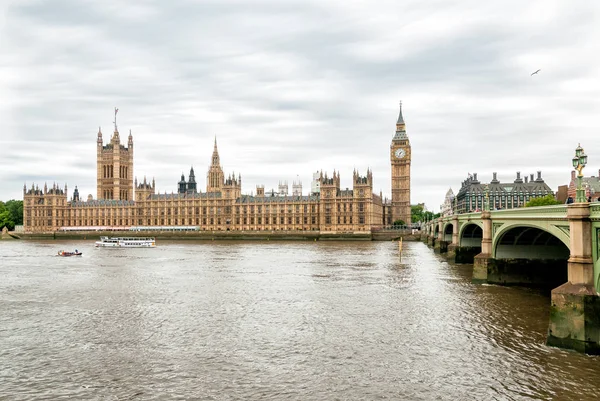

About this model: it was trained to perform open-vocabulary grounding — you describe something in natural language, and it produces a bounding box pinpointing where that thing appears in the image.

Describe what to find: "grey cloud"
[2,0,600,211]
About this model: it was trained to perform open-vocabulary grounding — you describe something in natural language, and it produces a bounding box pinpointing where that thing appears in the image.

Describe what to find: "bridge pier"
[547,203,600,354]
[447,243,457,259]
[446,216,459,260]
[453,246,481,264]
[433,221,445,253]
[435,240,449,253]
[473,210,493,283]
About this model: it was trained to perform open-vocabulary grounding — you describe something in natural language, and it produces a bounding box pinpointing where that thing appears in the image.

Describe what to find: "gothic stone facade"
[97,127,133,201]
[23,116,400,233]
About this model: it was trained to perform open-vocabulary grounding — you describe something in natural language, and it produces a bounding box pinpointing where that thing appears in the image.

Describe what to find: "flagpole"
[114,107,119,131]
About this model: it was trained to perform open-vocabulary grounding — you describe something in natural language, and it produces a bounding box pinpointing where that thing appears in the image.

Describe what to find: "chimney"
[536,171,543,182]
[530,174,534,182]
[571,170,576,181]
[515,172,523,184]
[492,172,498,183]
[474,173,478,181]
[525,176,528,183]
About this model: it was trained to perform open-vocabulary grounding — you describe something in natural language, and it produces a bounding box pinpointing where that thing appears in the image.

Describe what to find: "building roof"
[457,172,553,197]
[236,194,320,203]
[397,102,404,124]
[69,199,136,207]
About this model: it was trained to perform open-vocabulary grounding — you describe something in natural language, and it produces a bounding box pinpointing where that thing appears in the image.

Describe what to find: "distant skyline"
[2,0,599,211]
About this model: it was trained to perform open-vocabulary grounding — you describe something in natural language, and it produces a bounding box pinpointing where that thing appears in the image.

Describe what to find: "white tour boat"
[95,236,156,248]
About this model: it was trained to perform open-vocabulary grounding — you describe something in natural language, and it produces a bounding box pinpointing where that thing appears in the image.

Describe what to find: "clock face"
[394,148,406,159]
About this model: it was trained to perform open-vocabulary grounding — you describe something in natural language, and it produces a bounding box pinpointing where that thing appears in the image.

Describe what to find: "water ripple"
[0,240,598,400]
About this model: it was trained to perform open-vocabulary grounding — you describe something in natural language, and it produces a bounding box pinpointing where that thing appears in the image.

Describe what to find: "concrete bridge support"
[447,216,459,260]
[547,204,600,354]
[473,211,492,283]
[434,221,444,253]
[427,235,435,247]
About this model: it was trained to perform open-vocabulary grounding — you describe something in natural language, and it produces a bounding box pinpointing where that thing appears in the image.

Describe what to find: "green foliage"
[0,200,23,230]
[411,204,438,222]
[392,219,406,226]
[525,195,561,207]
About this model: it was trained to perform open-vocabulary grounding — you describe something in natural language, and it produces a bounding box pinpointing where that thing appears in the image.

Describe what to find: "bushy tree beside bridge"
[525,195,561,207]
[0,200,23,231]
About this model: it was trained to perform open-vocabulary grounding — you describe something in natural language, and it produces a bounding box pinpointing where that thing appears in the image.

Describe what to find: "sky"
[1,0,599,212]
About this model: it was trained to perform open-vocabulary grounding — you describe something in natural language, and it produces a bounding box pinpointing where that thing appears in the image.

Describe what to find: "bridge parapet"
[490,205,568,220]
[589,204,600,219]
[458,212,481,221]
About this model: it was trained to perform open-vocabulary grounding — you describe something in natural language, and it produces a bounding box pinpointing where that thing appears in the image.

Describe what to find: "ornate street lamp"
[572,143,588,203]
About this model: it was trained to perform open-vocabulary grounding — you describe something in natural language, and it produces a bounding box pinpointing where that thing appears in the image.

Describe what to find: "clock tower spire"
[390,101,411,226]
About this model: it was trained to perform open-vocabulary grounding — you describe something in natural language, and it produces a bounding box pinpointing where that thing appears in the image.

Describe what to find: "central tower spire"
[211,136,220,166]
[207,136,224,193]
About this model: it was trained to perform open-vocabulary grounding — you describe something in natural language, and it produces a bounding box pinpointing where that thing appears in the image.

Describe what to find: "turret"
[97,127,103,148]
[178,173,187,194]
[187,166,197,193]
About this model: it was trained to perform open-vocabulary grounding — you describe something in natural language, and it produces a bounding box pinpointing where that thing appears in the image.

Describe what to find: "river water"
[0,240,598,400]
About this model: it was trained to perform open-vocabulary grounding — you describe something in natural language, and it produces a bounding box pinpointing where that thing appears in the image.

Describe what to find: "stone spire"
[397,101,405,125]
[393,101,408,141]
[211,136,220,166]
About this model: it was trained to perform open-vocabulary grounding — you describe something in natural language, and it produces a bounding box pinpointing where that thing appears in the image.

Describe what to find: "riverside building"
[23,105,412,233]
[455,172,554,213]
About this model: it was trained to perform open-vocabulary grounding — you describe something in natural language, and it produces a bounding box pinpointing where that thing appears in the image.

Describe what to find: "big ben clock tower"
[390,102,411,225]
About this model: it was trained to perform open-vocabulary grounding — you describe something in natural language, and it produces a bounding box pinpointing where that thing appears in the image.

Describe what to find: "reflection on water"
[0,240,598,400]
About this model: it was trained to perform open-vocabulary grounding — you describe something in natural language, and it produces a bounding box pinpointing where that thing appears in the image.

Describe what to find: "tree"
[411,204,439,222]
[411,204,424,223]
[525,195,561,207]
[392,219,406,226]
[0,200,23,230]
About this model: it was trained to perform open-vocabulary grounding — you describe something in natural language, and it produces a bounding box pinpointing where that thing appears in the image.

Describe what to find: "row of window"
[101,165,129,179]
[28,202,368,218]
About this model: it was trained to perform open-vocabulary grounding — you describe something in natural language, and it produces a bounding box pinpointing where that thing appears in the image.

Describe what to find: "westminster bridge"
[422,203,600,355]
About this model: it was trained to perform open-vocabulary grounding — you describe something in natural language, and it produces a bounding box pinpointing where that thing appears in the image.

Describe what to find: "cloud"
[1,0,599,212]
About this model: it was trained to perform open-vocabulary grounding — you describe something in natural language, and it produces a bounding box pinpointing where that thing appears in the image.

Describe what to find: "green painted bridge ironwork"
[422,203,600,355]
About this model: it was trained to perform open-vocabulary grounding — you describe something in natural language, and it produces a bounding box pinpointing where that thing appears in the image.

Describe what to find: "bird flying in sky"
[531,69,541,76]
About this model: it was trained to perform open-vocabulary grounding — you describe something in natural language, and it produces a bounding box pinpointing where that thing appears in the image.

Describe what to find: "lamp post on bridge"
[483,184,490,212]
[572,144,588,203]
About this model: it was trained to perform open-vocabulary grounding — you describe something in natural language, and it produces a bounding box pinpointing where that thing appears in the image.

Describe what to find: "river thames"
[0,240,598,400]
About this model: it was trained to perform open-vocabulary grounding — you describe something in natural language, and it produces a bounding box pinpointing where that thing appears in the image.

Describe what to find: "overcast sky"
[1,0,599,211]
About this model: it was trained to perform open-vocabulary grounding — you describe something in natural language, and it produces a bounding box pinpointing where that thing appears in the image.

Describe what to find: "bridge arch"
[443,222,453,242]
[459,222,483,247]
[492,223,570,259]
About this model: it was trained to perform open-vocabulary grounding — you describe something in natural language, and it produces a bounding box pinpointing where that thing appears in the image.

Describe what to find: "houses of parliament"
[23,105,412,233]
